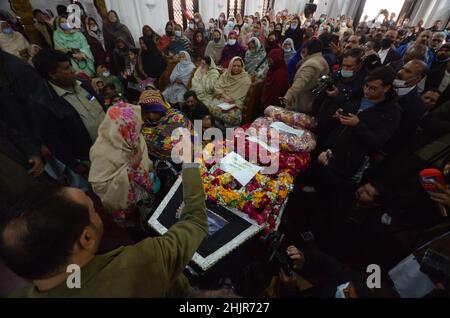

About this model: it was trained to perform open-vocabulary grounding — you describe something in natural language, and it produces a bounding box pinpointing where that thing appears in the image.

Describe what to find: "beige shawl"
[89,103,152,211]
[191,57,220,104]
[205,29,225,64]
[214,56,251,108]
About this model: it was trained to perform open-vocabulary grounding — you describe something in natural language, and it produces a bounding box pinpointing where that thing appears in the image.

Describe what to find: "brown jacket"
[33,21,53,48]
[284,52,329,114]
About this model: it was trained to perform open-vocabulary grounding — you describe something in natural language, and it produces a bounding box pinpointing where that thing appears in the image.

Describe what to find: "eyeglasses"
[364,83,382,93]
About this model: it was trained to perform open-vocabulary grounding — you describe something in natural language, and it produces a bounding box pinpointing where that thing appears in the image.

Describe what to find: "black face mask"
[381,38,392,49]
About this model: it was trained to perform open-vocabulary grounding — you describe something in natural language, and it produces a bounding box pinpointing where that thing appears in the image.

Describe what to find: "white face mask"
[189,23,194,29]
[175,30,182,37]
[393,79,407,88]
[335,282,350,298]
[103,71,111,77]
[90,26,98,32]
[228,39,236,45]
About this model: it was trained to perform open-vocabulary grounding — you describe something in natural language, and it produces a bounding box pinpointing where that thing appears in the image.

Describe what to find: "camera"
[312,74,339,96]
[261,231,293,276]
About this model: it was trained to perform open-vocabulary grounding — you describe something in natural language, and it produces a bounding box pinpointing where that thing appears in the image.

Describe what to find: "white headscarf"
[170,51,196,86]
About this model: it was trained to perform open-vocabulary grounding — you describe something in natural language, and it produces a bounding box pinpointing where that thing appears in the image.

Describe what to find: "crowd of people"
[0,2,450,298]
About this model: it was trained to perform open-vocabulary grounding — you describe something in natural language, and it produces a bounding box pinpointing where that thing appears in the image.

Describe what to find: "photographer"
[278,247,391,298]
[313,66,401,213]
[317,48,368,142]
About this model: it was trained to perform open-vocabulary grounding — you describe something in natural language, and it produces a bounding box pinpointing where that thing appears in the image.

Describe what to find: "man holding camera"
[318,48,368,143]
[313,66,401,214]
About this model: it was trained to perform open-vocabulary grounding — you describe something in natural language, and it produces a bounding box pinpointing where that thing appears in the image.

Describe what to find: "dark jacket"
[323,92,401,178]
[33,80,104,167]
[420,100,450,142]
[382,48,402,66]
[0,50,46,147]
[425,65,446,90]
[0,118,40,168]
[382,87,427,156]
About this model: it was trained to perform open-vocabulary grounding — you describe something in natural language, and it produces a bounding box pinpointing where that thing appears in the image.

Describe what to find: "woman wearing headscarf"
[194,12,206,33]
[142,25,161,46]
[167,24,191,56]
[191,30,207,62]
[83,17,107,67]
[0,20,30,60]
[218,12,227,30]
[111,37,131,75]
[191,56,221,104]
[139,90,192,161]
[102,10,135,53]
[262,48,289,108]
[53,16,95,77]
[184,19,196,42]
[245,37,268,79]
[89,102,159,226]
[284,17,304,50]
[265,31,281,54]
[139,36,166,81]
[223,17,236,39]
[282,38,296,64]
[159,22,174,52]
[162,51,195,105]
[205,29,225,65]
[219,31,245,68]
[207,57,252,127]
[97,65,125,96]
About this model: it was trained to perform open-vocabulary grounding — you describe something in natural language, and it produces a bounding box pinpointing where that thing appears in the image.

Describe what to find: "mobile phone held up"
[420,168,446,193]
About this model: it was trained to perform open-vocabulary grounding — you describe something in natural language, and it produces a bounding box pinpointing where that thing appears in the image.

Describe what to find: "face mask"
[381,38,392,49]
[2,27,13,34]
[90,26,98,32]
[214,37,220,43]
[194,18,200,23]
[291,24,298,30]
[254,31,260,37]
[319,26,324,34]
[320,18,325,23]
[284,47,292,52]
[60,22,72,31]
[341,22,347,28]
[189,24,194,29]
[228,39,236,46]
[306,31,313,37]
[341,69,354,78]
[103,71,111,77]
[393,79,407,88]
[243,23,249,28]
[335,282,350,298]
[219,17,224,22]
[228,21,235,28]
[175,30,182,37]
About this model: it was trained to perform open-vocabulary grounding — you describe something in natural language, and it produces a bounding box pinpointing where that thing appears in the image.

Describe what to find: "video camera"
[312,73,340,96]
[261,231,293,277]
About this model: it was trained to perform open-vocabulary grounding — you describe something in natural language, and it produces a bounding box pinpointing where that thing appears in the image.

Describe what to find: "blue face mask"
[341,69,354,78]
[335,282,350,298]
[60,22,72,31]
[2,27,13,34]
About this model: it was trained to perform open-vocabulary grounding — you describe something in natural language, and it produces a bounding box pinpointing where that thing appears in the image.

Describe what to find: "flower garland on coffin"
[200,136,310,233]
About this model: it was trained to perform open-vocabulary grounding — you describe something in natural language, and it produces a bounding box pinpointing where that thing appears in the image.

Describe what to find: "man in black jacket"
[0,47,46,148]
[0,118,45,197]
[32,49,105,173]
[314,67,401,210]
[381,60,428,159]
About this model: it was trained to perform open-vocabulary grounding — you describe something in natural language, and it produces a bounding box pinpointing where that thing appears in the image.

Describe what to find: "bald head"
[397,59,429,87]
